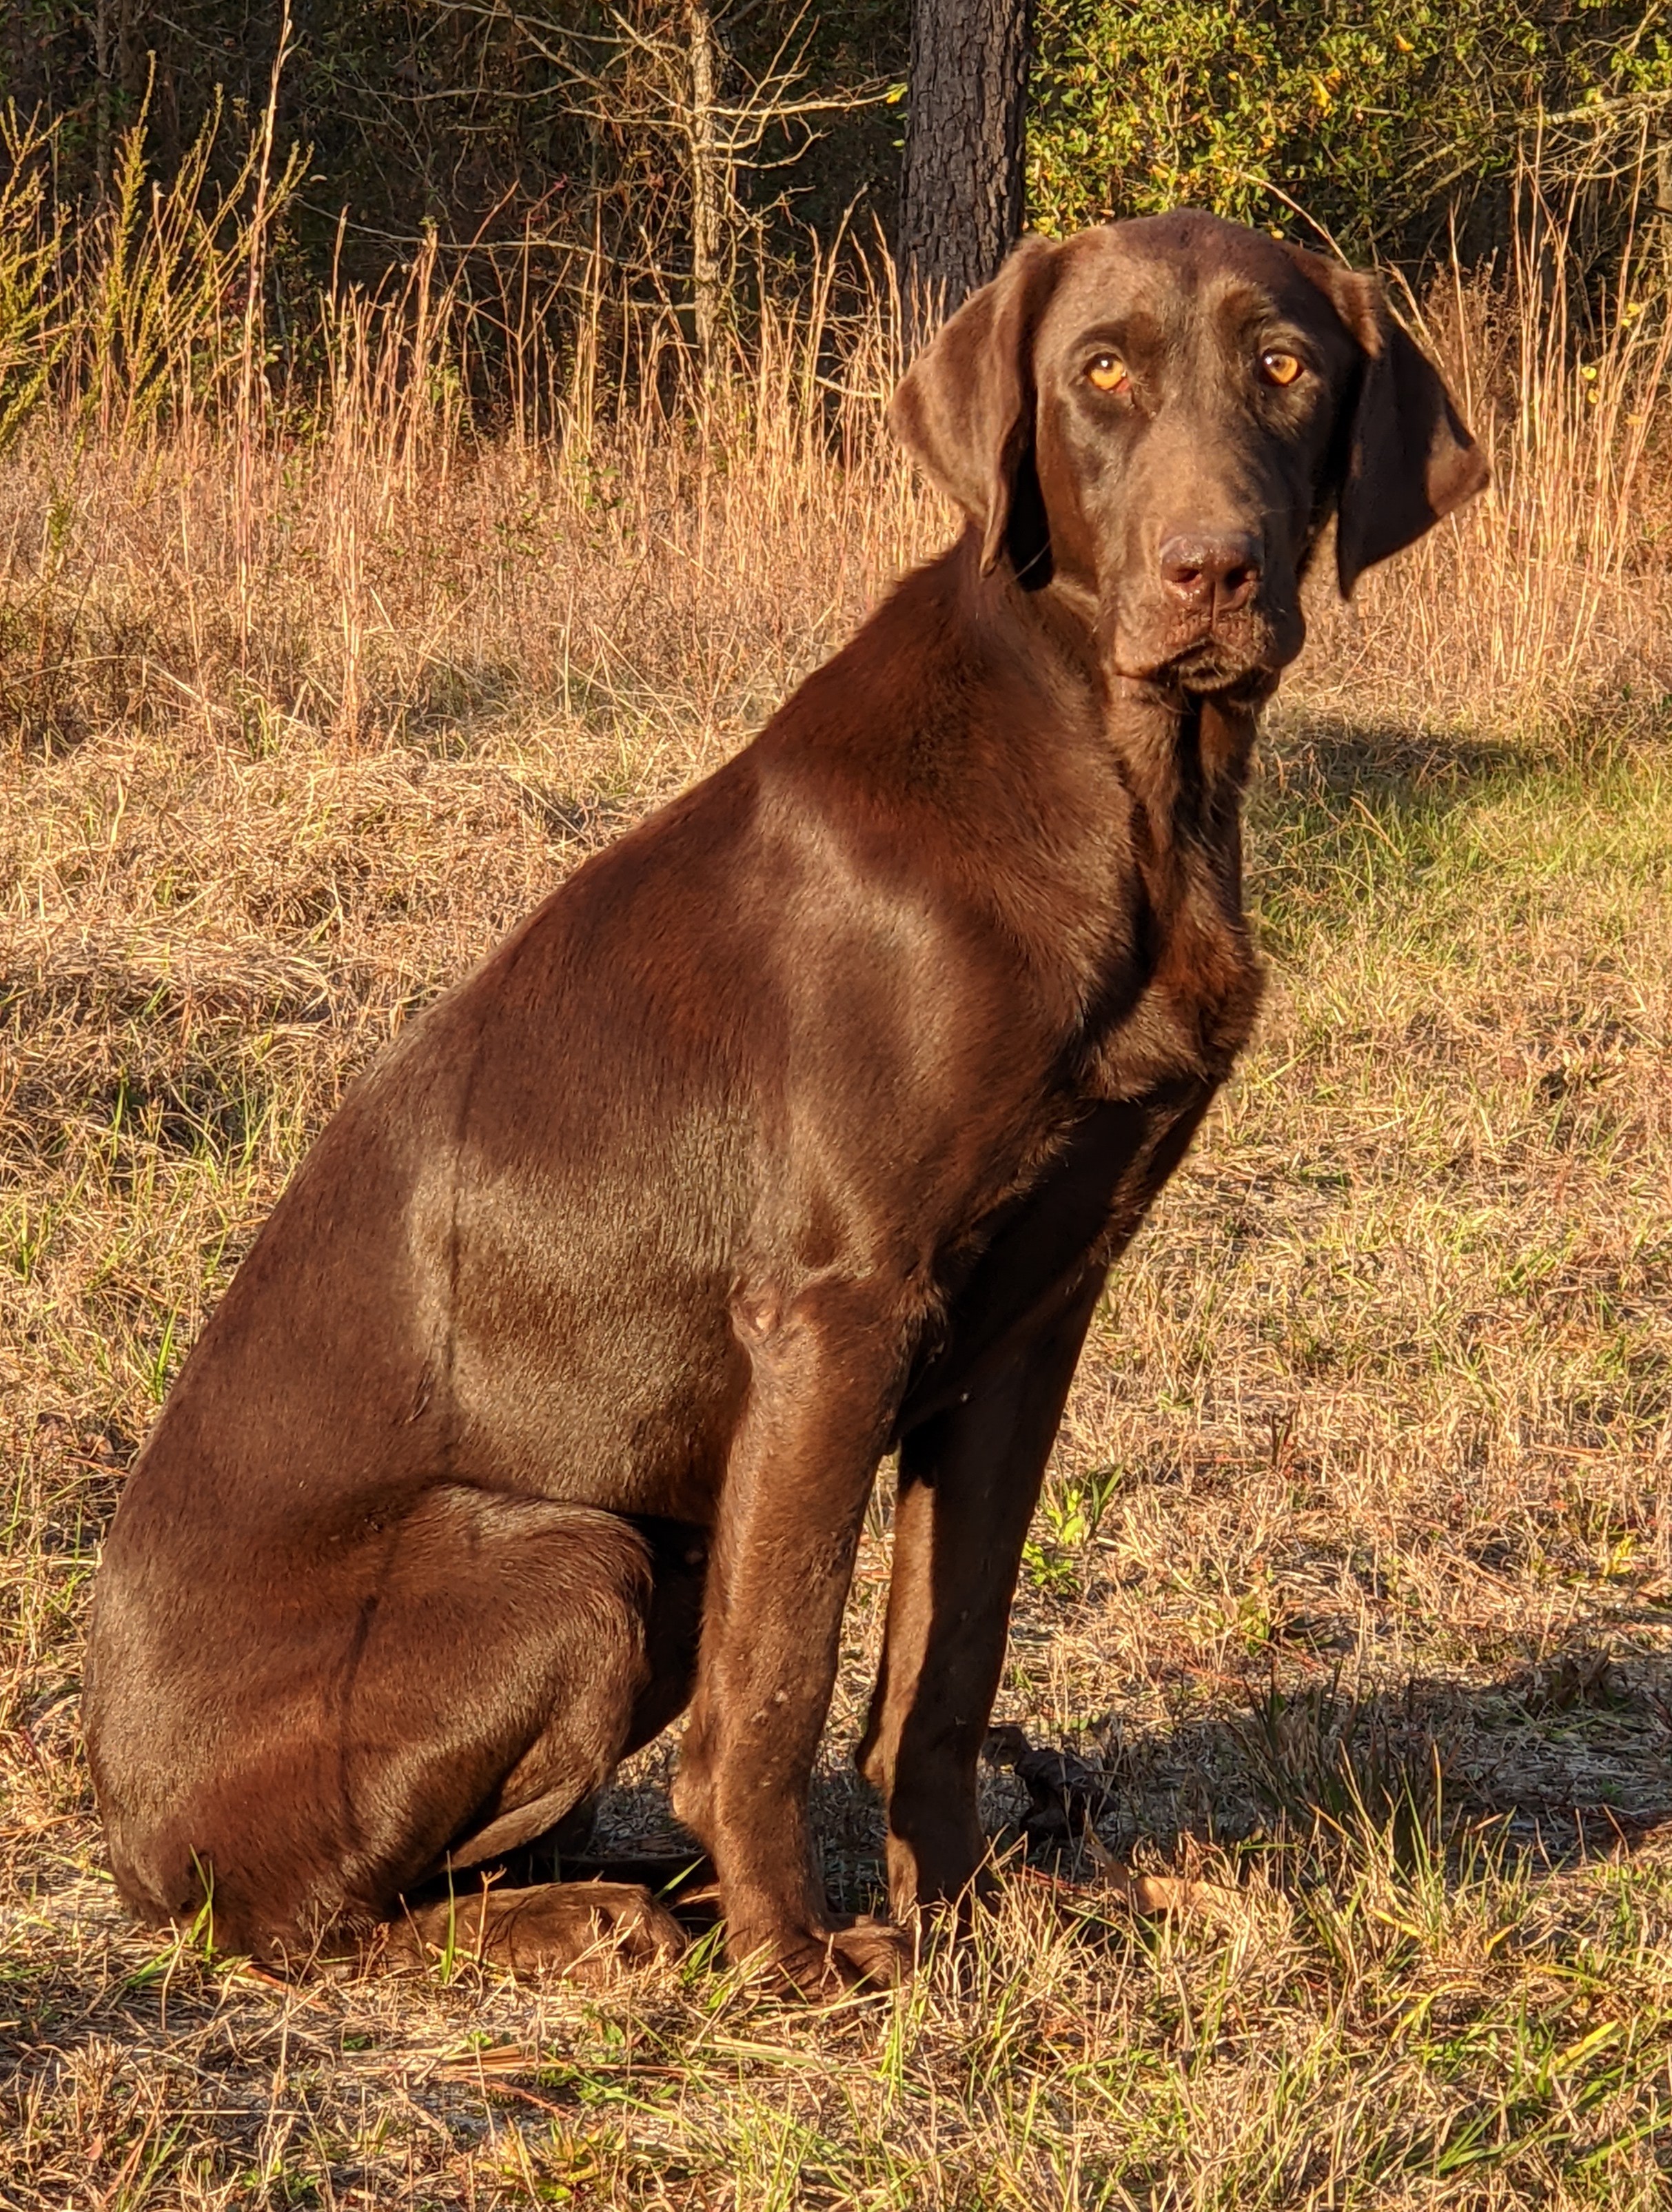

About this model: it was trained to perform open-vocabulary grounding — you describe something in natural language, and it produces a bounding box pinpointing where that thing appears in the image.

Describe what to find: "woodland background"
[5,0,1672,345]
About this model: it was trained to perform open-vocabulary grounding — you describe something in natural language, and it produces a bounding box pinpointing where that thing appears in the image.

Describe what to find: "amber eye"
[1086,353,1130,393]
[1260,349,1304,387]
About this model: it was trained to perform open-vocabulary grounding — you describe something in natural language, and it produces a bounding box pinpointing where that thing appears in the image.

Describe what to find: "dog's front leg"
[858,1267,1106,1918]
[673,1277,911,1994]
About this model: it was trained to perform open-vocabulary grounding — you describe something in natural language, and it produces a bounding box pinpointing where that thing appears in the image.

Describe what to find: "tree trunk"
[899,0,1030,332]
[687,0,724,372]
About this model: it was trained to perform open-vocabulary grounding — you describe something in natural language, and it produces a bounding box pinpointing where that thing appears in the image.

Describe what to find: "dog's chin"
[1110,607,1302,694]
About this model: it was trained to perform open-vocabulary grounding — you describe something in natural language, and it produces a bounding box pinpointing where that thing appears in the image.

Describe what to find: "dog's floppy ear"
[889,235,1062,578]
[1321,267,1489,596]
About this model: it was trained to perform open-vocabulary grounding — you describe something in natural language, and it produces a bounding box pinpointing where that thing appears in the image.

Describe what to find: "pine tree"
[898,0,1031,327]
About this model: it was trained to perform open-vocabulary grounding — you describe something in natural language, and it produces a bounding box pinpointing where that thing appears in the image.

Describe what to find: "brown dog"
[85,213,1485,1992]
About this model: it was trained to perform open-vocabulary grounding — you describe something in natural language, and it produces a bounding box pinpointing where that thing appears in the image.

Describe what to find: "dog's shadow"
[988,1646,1672,1878]
[1260,709,1536,805]
[1250,708,1548,893]
[540,1644,1672,1928]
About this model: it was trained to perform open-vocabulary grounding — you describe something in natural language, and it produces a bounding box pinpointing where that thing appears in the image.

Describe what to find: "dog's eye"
[1085,354,1130,394]
[1259,350,1304,387]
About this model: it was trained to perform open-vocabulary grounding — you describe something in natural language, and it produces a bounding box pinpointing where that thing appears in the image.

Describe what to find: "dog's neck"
[1101,678,1261,855]
[932,542,1267,1087]
[968,540,1267,873]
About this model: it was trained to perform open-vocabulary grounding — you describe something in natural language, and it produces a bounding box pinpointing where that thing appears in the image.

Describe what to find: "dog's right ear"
[889,236,1063,578]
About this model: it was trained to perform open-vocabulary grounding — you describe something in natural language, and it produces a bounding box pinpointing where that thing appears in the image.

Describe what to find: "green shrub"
[1028,0,1672,264]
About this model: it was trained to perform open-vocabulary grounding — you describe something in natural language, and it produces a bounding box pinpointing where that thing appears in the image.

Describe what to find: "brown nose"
[1158,533,1261,613]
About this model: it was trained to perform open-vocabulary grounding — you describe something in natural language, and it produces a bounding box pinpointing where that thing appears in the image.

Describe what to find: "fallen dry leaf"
[1081,1828,1272,1929]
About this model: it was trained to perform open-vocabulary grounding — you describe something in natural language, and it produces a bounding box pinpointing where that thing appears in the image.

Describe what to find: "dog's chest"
[1077,848,1264,1106]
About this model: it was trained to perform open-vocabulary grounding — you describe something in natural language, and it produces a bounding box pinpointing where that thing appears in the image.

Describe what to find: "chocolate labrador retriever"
[85,212,1485,1992]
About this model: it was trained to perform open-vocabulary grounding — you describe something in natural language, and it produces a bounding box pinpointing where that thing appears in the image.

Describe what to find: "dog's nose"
[1158,533,1262,613]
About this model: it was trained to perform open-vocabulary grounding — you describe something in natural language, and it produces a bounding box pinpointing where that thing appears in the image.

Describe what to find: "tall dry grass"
[0,116,1668,773]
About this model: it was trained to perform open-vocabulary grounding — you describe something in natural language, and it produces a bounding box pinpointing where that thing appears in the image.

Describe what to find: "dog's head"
[890,211,1487,693]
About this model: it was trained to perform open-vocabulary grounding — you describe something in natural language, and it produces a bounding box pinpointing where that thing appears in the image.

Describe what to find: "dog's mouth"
[1110,603,1302,693]
[1167,633,1281,693]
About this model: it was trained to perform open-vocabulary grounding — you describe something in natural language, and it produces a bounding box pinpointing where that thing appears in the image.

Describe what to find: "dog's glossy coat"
[85,214,1485,1989]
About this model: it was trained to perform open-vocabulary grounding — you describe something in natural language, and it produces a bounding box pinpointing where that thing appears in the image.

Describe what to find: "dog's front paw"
[726,1911,912,1998]
[828,1914,914,1989]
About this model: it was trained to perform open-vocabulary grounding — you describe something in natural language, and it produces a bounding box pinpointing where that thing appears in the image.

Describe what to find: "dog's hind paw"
[388,1878,687,1982]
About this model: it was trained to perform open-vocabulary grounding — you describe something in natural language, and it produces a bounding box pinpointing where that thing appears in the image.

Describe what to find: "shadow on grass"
[1260,710,1540,810]
[1240,709,1586,957]
[532,1640,1672,1924]
[975,1643,1672,1896]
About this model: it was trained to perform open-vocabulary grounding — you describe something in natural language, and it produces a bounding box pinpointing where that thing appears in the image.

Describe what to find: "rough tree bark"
[686,0,724,369]
[898,0,1031,332]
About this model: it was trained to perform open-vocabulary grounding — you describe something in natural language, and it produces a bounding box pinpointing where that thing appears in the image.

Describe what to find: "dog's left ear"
[890,235,1063,578]
[1311,264,1489,596]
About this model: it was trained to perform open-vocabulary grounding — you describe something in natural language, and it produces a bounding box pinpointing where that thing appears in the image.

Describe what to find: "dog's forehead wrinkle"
[1044,267,1324,392]
[1207,275,1312,336]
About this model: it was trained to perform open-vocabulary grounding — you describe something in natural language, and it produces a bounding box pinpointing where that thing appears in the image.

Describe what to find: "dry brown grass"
[3,190,1672,2204]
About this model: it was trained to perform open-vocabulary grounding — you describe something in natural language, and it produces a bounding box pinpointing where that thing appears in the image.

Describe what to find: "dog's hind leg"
[387,1511,711,1979]
[94,1488,691,1977]
[387,1874,683,1978]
